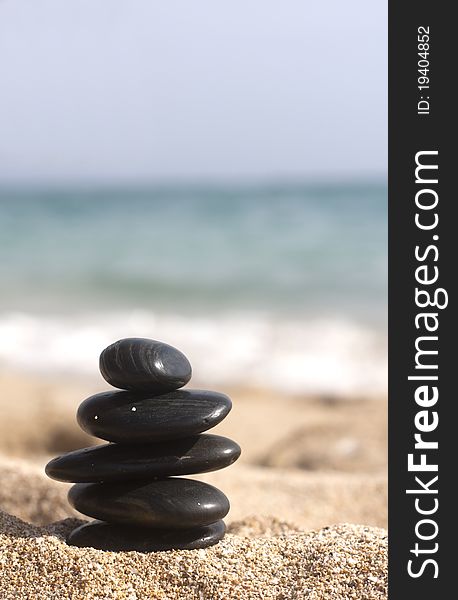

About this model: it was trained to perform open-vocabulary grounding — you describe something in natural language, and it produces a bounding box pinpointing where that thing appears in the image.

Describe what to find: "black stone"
[77,389,232,444]
[45,434,241,483]
[99,338,192,393]
[68,478,230,528]
[67,519,226,552]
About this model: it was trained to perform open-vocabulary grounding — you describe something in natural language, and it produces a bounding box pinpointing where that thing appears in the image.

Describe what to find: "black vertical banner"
[389,1,455,597]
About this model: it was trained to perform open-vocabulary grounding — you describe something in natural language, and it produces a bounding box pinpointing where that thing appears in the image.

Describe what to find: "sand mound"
[0,373,94,456]
[0,455,77,524]
[0,511,387,599]
[257,398,386,473]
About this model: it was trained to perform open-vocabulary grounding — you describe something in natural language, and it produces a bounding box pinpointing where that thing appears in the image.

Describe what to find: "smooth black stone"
[68,478,230,528]
[67,519,226,552]
[99,338,192,393]
[45,434,241,483]
[77,389,232,444]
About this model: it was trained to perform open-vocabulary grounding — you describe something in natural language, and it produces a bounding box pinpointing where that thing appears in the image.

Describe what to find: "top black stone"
[99,338,192,393]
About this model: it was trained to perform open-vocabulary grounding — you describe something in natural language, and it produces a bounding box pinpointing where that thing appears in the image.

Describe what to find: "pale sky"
[0,0,387,183]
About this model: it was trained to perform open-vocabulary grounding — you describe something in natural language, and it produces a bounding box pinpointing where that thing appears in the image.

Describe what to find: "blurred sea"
[0,182,387,395]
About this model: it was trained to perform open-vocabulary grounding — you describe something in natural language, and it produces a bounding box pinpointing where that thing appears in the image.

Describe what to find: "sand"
[0,511,386,600]
[0,372,387,598]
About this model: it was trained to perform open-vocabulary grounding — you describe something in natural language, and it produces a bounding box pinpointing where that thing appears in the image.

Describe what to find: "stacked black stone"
[46,338,240,552]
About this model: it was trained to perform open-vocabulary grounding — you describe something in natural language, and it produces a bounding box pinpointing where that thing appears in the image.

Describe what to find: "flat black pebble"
[99,338,192,393]
[67,519,226,552]
[68,478,230,528]
[77,389,232,443]
[45,434,241,483]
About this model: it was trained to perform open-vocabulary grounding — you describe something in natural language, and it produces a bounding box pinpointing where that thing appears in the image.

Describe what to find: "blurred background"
[0,1,387,495]
[0,0,387,395]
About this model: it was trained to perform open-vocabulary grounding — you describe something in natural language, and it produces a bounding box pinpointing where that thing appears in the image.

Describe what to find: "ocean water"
[0,183,387,395]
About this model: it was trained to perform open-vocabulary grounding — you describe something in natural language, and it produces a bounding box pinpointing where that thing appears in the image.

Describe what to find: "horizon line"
[0,174,387,192]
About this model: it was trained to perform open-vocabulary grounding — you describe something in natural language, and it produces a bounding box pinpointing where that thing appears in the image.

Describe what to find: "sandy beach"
[1,3,388,594]
[0,371,387,598]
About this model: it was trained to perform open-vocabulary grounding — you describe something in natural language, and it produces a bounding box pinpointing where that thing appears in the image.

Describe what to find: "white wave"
[0,310,387,396]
